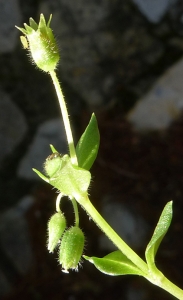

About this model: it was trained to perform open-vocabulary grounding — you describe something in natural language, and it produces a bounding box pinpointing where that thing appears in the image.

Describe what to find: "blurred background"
[0,0,183,299]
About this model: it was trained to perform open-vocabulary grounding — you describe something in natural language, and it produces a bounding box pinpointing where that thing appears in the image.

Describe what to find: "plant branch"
[77,194,148,275]
[77,194,183,299]
[49,70,78,166]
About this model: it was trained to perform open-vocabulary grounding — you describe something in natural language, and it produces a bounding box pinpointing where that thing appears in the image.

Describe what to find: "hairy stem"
[49,70,78,166]
[70,197,80,227]
[77,194,183,299]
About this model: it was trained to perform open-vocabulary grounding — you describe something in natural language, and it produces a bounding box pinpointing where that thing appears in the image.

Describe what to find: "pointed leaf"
[84,250,143,276]
[50,144,58,153]
[145,201,173,270]
[76,113,100,170]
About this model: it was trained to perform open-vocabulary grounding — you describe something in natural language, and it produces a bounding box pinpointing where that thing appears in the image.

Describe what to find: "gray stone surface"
[38,0,167,107]
[0,196,34,275]
[17,119,67,179]
[39,0,114,106]
[132,0,176,23]
[127,58,183,130]
[0,269,11,297]
[59,0,110,33]
[0,0,21,53]
[0,89,27,164]
[126,285,146,300]
[99,198,148,251]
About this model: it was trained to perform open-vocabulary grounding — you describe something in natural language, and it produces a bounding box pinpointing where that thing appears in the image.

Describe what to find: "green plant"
[16,14,183,299]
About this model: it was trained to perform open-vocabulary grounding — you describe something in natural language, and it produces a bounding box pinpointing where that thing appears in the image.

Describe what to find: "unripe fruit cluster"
[47,212,85,272]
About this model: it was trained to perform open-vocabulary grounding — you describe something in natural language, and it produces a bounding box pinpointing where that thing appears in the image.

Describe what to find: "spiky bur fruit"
[47,212,67,253]
[59,226,85,273]
[16,14,59,72]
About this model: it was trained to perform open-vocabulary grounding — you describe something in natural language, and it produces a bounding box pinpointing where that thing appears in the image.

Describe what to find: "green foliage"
[76,113,100,170]
[84,250,143,276]
[145,201,173,271]
[17,13,183,298]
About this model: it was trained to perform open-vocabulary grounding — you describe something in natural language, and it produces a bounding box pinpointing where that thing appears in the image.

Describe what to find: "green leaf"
[84,250,143,276]
[76,113,100,170]
[145,201,173,270]
[50,144,58,153]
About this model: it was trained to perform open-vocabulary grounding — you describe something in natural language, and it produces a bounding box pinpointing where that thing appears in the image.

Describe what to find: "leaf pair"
[80,116,173,278]
[85,202,173,277]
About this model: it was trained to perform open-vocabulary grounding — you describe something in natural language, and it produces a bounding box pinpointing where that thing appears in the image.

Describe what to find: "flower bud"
[16,14,60,72]
[47,212,66,253]
[44,152,63,178]
[59,226,85,272]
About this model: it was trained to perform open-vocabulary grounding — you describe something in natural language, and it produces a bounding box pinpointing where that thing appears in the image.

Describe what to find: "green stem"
[147,270,183,299]
[49,71,78,166]
[77,194,148,275]
[70,197,80,227]
[56,194,80,227]
[56,193,62,212]
[77,194,183,299]
[50,67,183,299]
[159,275,183,300]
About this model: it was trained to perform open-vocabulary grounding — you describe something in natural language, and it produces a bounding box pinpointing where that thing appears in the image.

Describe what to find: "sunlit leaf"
[84,250,143,276]
[76,113,100,170]
[145,201,173,270]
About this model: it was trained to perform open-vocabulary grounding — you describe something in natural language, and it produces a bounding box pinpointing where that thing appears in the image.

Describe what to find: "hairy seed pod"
[59,226,85,272]
[16,14,60,72]
[47,212,66,253]
[44,152,63,178]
